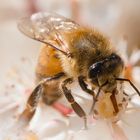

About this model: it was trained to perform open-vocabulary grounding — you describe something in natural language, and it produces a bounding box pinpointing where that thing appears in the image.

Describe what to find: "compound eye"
[88,62,102,85]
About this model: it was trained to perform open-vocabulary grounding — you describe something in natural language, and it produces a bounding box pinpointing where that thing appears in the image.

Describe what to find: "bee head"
[88,53,124,92]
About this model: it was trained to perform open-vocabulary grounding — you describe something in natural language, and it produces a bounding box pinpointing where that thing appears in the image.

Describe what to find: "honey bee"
[18,12,140,128]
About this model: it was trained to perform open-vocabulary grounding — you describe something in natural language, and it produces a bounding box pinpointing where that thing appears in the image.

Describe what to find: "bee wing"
[18,12,80,55]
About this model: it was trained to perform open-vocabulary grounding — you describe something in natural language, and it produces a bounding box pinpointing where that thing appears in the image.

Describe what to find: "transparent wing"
[18,12,80,55]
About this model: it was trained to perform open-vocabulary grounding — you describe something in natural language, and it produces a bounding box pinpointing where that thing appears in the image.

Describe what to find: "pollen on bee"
[93,90,129,122]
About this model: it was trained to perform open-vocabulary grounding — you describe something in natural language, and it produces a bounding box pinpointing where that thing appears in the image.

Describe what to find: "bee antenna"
[116,78,140,96]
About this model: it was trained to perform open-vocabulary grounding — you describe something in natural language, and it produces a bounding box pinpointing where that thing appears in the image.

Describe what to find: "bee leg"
[78,76,96,115]
[78,76,95,98]
[19,84,43,123]
[110,89,119,114]
[61,78,87,129]
[89,82,108,115]
[19,72,65,123]
[116,78,140,96]
[89,87,101,115]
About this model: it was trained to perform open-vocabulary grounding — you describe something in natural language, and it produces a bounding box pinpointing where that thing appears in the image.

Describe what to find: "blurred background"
[1,0,140,140]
